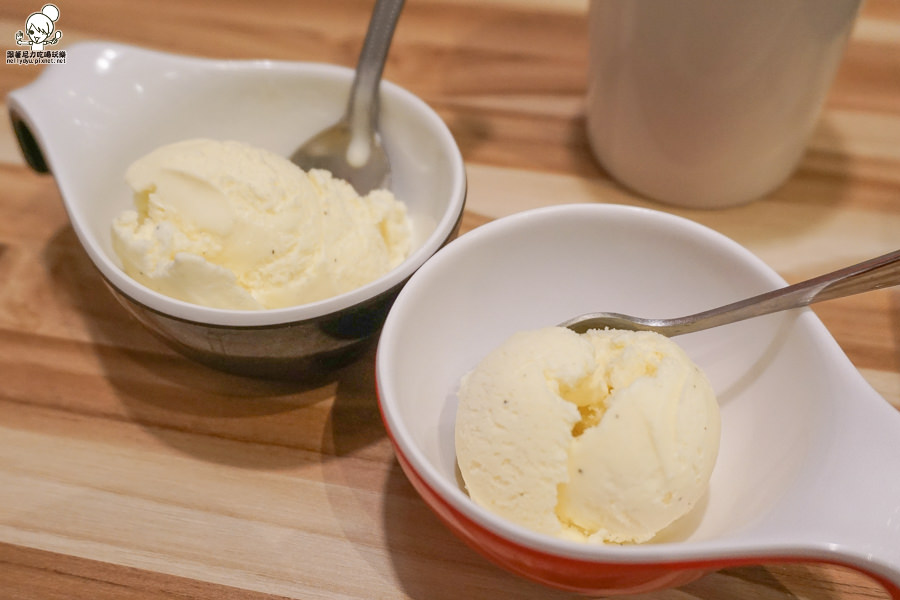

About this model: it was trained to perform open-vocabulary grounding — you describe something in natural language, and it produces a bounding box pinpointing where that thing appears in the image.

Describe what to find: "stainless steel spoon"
[561,249,900,336]
[290,0,405,194]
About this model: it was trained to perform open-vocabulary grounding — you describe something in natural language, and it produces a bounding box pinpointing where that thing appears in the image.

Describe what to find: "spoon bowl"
[376,203,900,597]
[290,121,391,195]
[7,41,466,378]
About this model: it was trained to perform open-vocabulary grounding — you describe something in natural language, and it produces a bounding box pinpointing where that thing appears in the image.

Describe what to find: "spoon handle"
[677,249,900,333]
[346,0,405,142]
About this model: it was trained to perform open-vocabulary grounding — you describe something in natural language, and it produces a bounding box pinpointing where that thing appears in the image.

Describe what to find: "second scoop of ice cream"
[455,327,720,544]
[112,138,412,310]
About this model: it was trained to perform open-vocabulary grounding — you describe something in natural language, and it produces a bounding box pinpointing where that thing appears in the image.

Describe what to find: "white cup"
[586,0,861,209]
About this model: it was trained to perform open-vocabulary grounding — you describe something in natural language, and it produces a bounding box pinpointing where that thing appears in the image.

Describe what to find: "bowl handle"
[5,49,75,175]
[8,108,49,173]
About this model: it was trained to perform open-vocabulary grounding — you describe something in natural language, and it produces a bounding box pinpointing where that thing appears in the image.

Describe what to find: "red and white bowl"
[376,203,900,596]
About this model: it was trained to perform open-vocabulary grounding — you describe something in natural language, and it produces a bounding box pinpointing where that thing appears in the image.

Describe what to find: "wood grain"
[1,0,899,598]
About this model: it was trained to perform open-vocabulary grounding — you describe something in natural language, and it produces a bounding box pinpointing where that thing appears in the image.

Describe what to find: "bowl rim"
[8,41,467,327]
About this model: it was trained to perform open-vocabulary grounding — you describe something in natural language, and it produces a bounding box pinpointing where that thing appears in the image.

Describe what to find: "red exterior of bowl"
[386,432,900,599]
[385,434,900,598]
[387,434,711,594]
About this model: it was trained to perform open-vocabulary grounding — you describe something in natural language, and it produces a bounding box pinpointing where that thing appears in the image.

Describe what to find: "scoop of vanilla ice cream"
[455,327,720,544]
[111,138,411,310]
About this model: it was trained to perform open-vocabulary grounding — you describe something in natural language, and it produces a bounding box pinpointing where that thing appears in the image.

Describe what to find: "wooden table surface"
[1,1,899,598]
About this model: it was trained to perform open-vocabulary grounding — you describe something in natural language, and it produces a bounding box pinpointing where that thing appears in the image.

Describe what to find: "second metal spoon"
[290,0,405,194]
[561,250,900,336]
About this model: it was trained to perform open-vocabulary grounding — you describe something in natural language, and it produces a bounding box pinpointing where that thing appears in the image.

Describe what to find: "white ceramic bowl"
[7,42,466,378]
[376,203,900,596]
